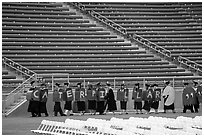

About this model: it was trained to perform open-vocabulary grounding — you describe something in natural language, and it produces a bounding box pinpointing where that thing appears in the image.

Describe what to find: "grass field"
[2,111,202,135]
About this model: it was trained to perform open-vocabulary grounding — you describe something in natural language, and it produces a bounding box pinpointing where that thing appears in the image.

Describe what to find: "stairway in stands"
[2,2,199,87]
[2,67,24,99]
[2,66,26,115]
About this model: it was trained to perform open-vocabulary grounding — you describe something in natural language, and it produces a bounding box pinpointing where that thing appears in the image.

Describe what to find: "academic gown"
[106,88,117,111]
[162,85,175,110]
[27,87,39,114]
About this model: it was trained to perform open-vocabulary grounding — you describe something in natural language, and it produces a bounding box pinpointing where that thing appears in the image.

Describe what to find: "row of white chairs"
[31,116,202,135]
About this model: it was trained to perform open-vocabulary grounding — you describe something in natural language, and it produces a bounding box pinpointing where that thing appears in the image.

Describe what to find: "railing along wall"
[70,2,127,35]
[70,2,202,75]
[3,56,36,77]
[178,56,202,75]
[2,57,37,116]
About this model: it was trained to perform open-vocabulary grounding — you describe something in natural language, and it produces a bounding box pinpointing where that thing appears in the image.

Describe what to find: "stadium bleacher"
[80,2,202,65]
[2,2,199,84]
[1,1,202,122]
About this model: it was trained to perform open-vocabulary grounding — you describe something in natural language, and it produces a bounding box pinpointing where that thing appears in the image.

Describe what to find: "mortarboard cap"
[41,83,46,86]
[77,82,81,86]
[106,82,111,86]
[165,81,170,85]
[183,82,189,86]
[96,82,101,86]
[64,82,69,86]
[145,84,150,87]
[30,80,35,85]
[193,80,198,85]
[55,83,60,87]
[152,84,158,87]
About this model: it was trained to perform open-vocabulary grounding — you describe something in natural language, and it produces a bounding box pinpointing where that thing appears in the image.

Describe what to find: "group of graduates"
[52,81,164,116]
[27,80,49,117]
[182,80,202,113]
[53,82,117,116]
[27,79,202,117]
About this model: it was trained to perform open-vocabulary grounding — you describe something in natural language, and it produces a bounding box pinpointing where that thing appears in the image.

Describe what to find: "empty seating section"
[81,2,202,65]
[2,2,195,81]
[2,68,23,100]
[2,69,23,84]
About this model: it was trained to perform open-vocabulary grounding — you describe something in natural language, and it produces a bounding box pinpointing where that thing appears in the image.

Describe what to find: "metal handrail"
[81,75,202,90]
[178,56,202,73]
[2,56,36,76]
[71,2,86,12]
[2,56,37,100]
[2,57,37,116]
[4,74,35,100]
[89,10,127,35]
[132,33,172,58]
[2,74,35,116]
[71,2,127,35]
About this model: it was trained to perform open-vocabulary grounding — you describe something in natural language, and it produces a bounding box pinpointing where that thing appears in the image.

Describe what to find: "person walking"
[162,81,176,113]
[104,83,117,114]
[53,83,66,116]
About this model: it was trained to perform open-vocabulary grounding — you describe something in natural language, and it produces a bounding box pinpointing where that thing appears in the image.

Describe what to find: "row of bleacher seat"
[2,30,111,35]
[2,69,23,98]
[2,4,67,11]
[2,2,195,81]
[80,2,202,65]
[28,72,193,78]
[2,34,117,39]
[3,46,136,50]
[2,69,23,83]
[3,38,125,42]
[3,9,75,15]
[3,2,61,7]
[3,22,97,27]
[12,57,163,62]
[17,61,170,66]
[3,13,83,19]
[3,26,104,31]
[3,18,90,23]
[2,50,146,54]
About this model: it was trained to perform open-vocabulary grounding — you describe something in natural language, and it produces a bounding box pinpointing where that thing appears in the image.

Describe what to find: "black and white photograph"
[1,0,202,135]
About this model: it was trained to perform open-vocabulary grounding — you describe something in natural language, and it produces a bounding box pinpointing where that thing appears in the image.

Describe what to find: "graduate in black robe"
[53,83,66,116]
[142,84,152,114]
[63,82,74,116]
[87,83,97,115]
[182,82,196,113]
[132,83,143,114]
[117,83,129,115]
[104,83,117,114]
[96,82,106,115]
[192,80,199,113]
[151,84,161,114]
[38,83,49,117]
[27,80,38,117]
[75,82,86,115]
